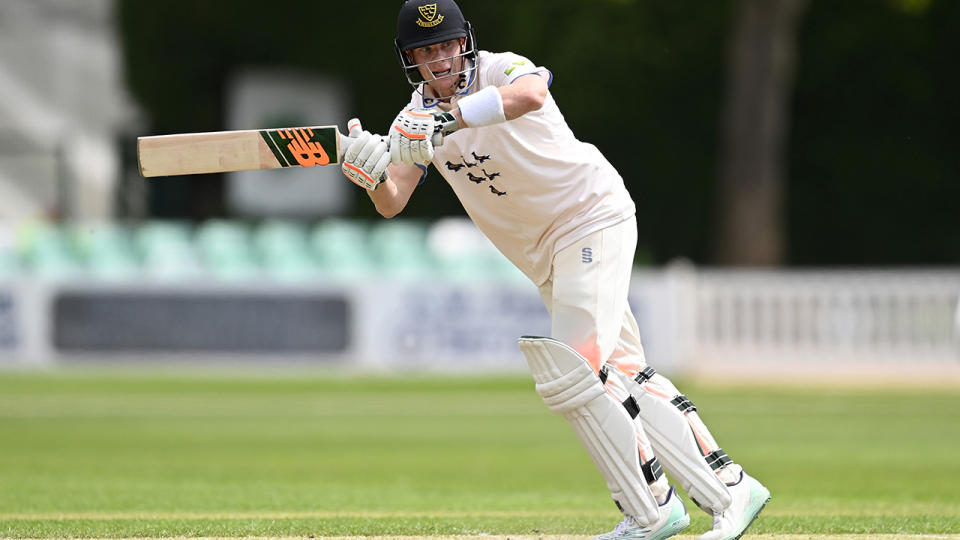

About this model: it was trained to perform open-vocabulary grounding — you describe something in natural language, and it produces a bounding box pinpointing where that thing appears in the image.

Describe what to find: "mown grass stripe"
[4,503,958,520]
[3,535,959,540]
[0,510,608,520]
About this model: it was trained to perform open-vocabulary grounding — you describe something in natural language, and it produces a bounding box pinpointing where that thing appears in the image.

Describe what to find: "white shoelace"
[612,515,646,535]
[614,516,635,534]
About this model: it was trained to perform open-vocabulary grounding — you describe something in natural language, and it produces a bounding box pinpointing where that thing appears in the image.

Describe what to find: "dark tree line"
[118,0,959,266]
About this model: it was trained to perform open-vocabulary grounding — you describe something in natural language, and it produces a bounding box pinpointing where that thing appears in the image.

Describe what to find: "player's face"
[409,38,466,98]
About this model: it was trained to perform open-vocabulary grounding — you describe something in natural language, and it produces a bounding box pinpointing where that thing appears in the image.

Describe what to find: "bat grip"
[339,132,445,151]
[434,112,460,139]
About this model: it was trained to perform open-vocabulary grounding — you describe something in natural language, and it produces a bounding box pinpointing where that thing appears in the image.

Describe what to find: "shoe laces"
[711,510,727,529]
[612,515,645,535]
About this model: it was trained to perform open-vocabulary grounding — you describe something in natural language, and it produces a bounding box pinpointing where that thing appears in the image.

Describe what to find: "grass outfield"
[0,371,957,538]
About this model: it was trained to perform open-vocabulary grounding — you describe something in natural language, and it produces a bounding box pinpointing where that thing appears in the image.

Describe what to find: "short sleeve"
[483,52,553,88]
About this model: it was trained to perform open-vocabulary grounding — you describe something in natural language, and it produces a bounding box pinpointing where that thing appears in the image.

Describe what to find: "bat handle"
[338,132,445,151]
[433,111,460,140]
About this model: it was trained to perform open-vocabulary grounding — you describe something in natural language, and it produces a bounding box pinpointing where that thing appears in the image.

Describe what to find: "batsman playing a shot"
[340,1,770,538]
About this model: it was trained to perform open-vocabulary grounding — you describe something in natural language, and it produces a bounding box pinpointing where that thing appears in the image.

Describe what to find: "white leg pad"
[606,366,732,513]
[518,336,660,523]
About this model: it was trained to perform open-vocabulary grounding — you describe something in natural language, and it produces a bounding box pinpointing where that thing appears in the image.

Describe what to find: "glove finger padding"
[418,139,434,163]
[356,134,379,166]
[342,162,376,190]
[391,136,403,166]
[371,150,392,184]
[364,138,389,173]
[343,131,370,163]
[410,140,424,164]
[347,118,363,137]
[399,138,413,167]
[390,109,435,166]
[341,131,387,191]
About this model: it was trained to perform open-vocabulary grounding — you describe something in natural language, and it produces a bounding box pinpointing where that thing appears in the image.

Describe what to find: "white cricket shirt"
[404,50,636,285]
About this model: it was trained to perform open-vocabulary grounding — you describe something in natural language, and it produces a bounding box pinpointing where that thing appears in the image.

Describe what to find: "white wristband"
[457,86,506,127]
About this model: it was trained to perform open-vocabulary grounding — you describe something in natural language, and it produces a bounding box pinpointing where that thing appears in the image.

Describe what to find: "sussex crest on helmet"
[416,3,444,27]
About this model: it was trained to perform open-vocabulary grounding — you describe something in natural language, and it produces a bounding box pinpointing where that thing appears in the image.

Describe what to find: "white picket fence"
[639,265,960,378]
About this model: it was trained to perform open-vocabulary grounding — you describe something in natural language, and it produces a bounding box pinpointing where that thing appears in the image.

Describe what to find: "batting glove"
[389,108,460,166]
[341,119,389,191]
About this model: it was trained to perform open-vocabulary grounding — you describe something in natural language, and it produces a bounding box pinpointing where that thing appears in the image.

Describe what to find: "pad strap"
[634,366,657,384]
[622,395,641,419]
[671,395,698,413]
[641,457,664,483]
[705,449,733,471]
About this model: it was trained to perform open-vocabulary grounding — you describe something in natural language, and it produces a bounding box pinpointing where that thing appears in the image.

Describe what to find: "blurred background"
[0,0,957,377]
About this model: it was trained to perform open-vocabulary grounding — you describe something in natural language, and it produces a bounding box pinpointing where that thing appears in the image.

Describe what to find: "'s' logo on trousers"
[581,247,593,263]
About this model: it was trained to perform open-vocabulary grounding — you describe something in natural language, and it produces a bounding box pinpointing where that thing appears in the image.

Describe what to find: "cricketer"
[339,2,770,538]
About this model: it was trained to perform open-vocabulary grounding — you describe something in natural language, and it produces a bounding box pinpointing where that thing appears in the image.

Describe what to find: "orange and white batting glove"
[389,108,439,166]
[341,119,389,191]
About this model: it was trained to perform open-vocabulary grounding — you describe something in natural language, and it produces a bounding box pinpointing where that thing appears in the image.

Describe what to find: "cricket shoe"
[593,486,690,540]
[697,471,770,540]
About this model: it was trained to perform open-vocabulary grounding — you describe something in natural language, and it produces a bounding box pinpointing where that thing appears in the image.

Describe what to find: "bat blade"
[137,126,343,178]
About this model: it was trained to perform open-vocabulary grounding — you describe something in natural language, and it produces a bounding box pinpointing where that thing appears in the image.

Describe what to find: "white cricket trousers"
[538,216,740,491]
[538,216,647,376]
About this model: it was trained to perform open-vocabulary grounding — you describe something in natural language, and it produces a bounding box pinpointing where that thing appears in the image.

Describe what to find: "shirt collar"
[421,58,477,108]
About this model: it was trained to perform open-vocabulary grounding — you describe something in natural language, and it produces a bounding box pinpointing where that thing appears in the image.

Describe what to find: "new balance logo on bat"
[260,128,336,168]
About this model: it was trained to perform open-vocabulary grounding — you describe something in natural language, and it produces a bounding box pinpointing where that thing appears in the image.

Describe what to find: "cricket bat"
[137,126,351,178]
[137,113,459,178]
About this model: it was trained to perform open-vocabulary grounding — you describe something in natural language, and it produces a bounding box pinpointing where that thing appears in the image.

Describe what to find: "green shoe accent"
[593,489,690,540]
[732,479,770,540]
[649,498,690,540]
